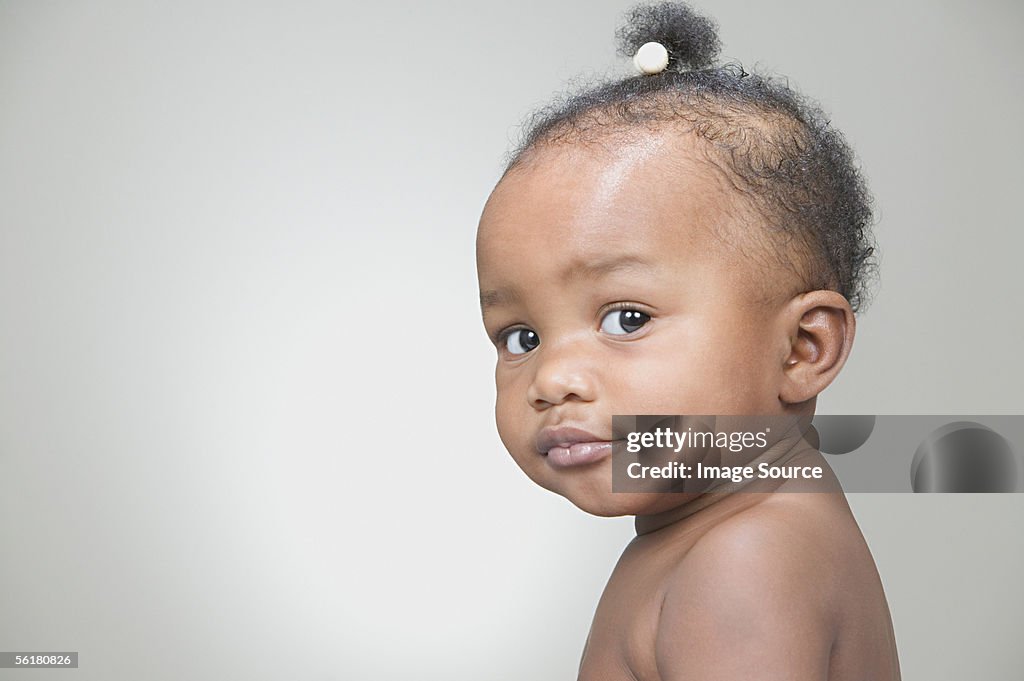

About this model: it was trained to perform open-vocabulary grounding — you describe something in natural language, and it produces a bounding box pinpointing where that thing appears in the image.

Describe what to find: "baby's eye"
[503,328,540,355]
[600,309,651,336]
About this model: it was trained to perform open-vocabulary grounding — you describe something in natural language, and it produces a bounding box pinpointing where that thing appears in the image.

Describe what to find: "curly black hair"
[504,1,877,312]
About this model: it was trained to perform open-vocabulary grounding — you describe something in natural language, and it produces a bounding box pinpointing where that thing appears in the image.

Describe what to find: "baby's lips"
[536,424,609,455]
[546,441,615,468]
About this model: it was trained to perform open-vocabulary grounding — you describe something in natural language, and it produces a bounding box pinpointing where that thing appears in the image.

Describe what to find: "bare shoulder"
[654,494,857,680]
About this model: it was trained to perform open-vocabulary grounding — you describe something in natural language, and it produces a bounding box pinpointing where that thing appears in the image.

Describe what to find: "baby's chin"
[541,470,695,518]
[513,449,689,517]
[572,492,699,518]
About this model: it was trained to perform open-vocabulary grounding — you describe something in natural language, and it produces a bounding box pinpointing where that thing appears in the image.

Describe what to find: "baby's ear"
[778,290,855,405]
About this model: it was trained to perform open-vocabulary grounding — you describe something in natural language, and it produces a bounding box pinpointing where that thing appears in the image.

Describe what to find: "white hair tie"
[633,41,669,75]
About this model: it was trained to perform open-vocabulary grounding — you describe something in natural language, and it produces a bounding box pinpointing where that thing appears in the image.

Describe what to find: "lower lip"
[545,441,614,468]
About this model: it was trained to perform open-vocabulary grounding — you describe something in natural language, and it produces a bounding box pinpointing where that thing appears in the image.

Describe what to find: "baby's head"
[476,2,875,516]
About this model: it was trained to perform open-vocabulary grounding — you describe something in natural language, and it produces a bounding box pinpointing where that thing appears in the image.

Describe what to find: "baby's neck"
[633,433,827,536]
[634,488,766,536]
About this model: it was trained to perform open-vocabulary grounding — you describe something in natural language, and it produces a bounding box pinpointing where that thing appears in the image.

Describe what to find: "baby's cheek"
[493,391,512,443]
[602,346,702,412]
[602,350,745,415]
[493,388,526,452]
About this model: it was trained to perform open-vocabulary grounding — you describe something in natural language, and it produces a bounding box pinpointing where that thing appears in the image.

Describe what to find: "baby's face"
[477,136,798,516]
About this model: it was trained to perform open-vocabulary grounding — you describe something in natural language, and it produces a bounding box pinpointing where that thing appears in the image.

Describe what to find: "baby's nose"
[526,338,598,409]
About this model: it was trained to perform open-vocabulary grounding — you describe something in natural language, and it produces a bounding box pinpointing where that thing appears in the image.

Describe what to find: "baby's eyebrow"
[480,287,517,311]
[479,255,653,312]
[561,254,653,282]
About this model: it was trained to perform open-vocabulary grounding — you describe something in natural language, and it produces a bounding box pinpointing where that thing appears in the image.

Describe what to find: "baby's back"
[577,491,900,680]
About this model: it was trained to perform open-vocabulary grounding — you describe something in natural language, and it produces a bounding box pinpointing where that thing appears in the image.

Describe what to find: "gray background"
[1,0,1022,678]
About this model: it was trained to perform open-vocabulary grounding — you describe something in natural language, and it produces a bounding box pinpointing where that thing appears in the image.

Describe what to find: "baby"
[476,2,900,680]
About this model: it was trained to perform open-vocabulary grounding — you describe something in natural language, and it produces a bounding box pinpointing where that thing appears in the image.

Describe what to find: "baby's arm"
[654,501,837,679]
